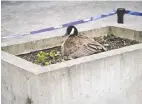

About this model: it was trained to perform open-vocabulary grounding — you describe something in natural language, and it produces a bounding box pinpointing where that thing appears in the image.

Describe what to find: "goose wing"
[83,37,106,53]
[69,36,106,58]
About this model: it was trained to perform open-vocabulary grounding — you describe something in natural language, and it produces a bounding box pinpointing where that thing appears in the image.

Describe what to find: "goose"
[61,25,106,60]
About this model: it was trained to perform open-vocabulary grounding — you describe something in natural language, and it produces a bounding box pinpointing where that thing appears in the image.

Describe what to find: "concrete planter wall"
[2,25,142,104]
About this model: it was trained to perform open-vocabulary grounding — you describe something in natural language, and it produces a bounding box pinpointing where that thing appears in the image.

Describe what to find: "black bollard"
[117,8,125,24]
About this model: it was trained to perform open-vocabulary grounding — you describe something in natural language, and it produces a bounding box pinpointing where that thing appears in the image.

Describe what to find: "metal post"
[117,8,125,24]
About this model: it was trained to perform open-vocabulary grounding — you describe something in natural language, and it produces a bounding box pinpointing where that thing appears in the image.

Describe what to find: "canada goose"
[61,25,106,59]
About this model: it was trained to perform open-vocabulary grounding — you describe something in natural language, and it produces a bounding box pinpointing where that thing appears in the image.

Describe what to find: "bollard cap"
[117,8,125,14]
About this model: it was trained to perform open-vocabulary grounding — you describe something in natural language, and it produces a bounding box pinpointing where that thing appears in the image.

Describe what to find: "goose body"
[61,25,106,59]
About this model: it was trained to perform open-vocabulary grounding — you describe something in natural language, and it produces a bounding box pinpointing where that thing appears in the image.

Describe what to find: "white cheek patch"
[70,28,74,34]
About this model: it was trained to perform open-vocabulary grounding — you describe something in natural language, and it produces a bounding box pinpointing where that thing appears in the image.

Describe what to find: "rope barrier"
[1,8,142,39]
[125,10,142,16]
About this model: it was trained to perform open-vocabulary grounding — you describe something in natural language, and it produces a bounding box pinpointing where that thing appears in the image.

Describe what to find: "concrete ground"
[1,1,142,42]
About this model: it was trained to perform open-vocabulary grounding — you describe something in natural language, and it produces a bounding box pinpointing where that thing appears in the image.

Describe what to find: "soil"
[18,46,62,66]
[17,34,140,66]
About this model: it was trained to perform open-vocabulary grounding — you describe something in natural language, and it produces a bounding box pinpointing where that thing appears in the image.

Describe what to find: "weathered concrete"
[1,26,142,104]
[2,44,142,104]
[1,60,39,104]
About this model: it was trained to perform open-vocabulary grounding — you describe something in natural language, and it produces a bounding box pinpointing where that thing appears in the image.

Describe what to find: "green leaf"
[36,53,40,57]
[49,50,56,58]
[45,62,50,66]
[39,51,47,56]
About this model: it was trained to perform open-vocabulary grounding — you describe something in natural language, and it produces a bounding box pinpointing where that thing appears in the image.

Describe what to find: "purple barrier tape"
[2,10,117,39]
[125,10,142,16]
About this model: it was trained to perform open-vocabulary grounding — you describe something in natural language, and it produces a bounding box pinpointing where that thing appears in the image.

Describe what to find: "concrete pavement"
[1,1,142,42]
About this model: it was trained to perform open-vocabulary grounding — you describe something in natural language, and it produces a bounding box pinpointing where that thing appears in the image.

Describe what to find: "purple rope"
[2,10,117,39]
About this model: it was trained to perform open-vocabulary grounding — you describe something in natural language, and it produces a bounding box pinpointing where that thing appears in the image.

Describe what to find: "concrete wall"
[2,45,142,104]
[1,60,39,104]
[1,26,142,104]
[37,48,142,104]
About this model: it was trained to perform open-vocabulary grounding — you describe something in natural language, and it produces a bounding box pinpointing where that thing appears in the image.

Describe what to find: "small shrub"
[34,51,48,65]
[34,50,61,66]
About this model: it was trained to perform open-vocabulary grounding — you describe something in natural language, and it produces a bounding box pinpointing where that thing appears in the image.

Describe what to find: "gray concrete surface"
[1,1,142,39]
[2,26,142,104]
[2,43,142,104]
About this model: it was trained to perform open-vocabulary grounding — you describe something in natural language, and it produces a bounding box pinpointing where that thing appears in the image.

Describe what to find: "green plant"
[49,50,56,59]
[34,51,48,65]
[44,61,50,66]
[34,50,61,66]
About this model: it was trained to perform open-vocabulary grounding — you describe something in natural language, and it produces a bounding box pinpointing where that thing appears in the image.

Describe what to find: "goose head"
[65,25,78,36]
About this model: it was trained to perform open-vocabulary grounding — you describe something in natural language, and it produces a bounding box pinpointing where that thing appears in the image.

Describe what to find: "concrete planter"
[2,25,142,104]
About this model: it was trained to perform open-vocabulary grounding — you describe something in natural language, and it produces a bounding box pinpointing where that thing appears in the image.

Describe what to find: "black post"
[117,8,125,24]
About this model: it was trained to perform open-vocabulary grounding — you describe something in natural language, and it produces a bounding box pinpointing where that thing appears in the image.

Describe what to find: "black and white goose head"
[65,25,78,37]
